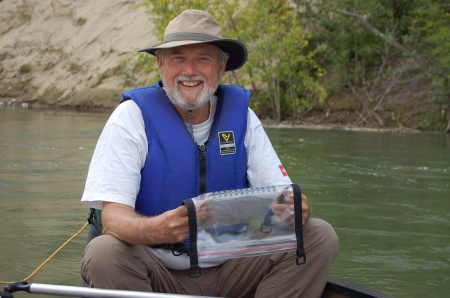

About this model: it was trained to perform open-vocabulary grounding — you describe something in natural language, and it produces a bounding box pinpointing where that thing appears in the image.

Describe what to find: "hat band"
[163,32,220,44]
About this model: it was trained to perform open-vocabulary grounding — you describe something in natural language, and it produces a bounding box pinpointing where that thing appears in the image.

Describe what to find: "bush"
[19,64,32,74]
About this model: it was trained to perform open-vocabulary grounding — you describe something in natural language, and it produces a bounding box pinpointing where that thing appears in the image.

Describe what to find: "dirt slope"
[0,0,156,110]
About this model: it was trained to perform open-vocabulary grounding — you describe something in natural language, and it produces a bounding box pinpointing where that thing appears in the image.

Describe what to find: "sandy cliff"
[0,0,156,110]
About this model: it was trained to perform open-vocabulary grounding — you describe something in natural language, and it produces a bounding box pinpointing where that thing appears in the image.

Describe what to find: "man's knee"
[81,235,134,281]
[305,218,339,257]
[81,235,156,290]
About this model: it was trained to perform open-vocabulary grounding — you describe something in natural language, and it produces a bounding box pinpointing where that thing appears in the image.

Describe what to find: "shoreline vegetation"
[1,1,448,134]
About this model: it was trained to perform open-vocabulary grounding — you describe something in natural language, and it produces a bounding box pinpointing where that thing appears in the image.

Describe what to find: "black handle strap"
[292,184,306,265]
[182,199,202,278]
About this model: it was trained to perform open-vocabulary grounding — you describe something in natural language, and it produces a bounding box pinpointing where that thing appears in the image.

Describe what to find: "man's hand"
[152,204,215,242]
[102,202,216,246]
[150,205,191,244]
[271,193,310,227]
[102,202,191,245]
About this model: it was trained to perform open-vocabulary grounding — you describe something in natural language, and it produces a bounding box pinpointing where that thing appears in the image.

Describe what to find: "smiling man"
[80,10,338,298]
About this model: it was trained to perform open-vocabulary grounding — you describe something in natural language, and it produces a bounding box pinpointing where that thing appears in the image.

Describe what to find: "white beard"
[163,75,218,110]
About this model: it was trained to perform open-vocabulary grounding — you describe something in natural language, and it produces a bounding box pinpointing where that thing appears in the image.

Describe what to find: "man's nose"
[182,59,198,76]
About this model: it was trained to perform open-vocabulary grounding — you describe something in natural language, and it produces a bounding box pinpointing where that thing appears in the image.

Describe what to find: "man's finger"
[178,205,188,216]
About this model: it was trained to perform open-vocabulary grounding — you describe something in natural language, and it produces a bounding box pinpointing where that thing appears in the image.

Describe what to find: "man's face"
[157,43,227,110]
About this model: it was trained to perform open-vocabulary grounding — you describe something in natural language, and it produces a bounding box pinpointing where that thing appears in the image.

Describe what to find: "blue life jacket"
[121,81,250,216]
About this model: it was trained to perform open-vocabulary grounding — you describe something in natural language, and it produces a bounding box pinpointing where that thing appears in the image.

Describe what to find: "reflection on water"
[1,108,449,297]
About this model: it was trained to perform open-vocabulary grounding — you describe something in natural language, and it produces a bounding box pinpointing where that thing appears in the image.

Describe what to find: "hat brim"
[137,39,247,72]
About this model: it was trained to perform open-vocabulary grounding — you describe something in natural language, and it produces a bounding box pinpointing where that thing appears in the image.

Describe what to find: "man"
[81,9,338,298]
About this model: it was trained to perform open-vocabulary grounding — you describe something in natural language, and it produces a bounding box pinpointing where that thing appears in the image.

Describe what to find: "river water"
[0,107,448,297]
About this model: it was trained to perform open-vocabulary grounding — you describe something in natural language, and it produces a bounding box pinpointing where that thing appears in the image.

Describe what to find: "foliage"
[408,0,450,108]
[229,0,326,121]
[19,64,32,74]
[296,0,387,88]
[137,0,326,122]
[295,0,449,129]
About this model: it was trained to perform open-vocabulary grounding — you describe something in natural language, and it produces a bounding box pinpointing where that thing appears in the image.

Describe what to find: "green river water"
[0,108,449,297]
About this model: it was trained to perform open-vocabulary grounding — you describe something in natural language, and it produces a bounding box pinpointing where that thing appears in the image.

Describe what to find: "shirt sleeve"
[245,108,292,187]
[80,100,148,210]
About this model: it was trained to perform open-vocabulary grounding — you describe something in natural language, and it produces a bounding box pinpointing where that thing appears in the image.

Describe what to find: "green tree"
[230,0,326,122]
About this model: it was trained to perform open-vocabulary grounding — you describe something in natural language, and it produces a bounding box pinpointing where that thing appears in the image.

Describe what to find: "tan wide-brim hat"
[138,10,248,72]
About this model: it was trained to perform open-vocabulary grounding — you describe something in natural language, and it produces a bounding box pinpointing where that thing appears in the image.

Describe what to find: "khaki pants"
[81,218,338,298]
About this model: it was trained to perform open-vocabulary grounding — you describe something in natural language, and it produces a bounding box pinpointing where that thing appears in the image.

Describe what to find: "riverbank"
[1,0,448,133]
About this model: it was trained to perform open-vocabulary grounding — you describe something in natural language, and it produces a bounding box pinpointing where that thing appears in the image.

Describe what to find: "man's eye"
[198,57,211,62]
[173,56,184,62]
